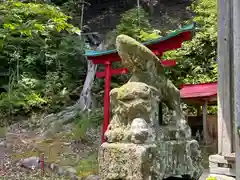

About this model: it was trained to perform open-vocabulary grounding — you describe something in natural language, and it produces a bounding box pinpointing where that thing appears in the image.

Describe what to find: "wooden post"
[217,0,233,155]
[40,153,44,176]
[197,105,201,116]
[233,0,240,178]
[202,101,210,144]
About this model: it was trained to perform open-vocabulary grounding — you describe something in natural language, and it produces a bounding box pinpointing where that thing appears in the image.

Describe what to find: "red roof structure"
[180,82,217,104]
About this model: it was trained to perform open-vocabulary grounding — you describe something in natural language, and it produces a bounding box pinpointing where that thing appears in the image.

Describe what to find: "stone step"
[209,154,236,177]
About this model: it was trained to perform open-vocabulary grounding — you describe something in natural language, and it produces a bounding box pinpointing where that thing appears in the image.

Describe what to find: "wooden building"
[180,82,217,143]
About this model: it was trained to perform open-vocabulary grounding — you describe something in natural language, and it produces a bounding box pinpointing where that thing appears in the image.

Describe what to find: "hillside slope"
[84,0,194,36]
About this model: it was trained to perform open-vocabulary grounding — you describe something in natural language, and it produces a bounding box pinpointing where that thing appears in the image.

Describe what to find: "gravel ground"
[0,122,213,180]
[0,122,101,180]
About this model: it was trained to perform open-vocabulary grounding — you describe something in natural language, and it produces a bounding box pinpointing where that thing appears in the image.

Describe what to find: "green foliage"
[162,0,217,114]
[115,7,159,41]
[0,0,85,118]
[75,153,98,177]
[105,7,160,49]
[102,7,161,92]
[163,0,217,85]
[138,30,161,42]
[0,127,6,138]
[72,109,103,141]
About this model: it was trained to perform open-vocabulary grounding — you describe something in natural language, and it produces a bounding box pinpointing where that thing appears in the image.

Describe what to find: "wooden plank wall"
[187,115,217,142]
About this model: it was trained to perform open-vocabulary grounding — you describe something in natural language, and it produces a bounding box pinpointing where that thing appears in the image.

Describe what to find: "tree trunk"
[75,59,97,110]
[41,43,103,137]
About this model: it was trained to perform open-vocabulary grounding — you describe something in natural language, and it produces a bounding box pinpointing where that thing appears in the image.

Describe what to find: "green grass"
[75,153,98,178]
[0,127,6,138]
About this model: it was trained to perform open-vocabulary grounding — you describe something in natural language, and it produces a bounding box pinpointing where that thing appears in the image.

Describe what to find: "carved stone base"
[156,140,203,180]
[98,143,156,180]
[209,154,235,177]
[98,140,202,180]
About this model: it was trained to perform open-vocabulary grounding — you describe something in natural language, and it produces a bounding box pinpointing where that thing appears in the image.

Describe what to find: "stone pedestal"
[98,143,156,180]
[209,154,235,177]
[155,139,202,180]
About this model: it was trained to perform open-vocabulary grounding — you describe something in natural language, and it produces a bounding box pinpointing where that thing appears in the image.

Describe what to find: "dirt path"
[1,121,214,180]
[1,123,100,179]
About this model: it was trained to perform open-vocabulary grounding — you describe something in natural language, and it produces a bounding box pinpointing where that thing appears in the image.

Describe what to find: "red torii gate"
[86,24,195,143]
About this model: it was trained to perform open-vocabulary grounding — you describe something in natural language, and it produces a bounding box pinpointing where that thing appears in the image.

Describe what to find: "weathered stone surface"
[116,34,191,140]
[130,118,149,144]
[209,154,235,177]
[19,156,40,170]
[99,143,156,180]
[85,175,100,180]
[99,35,202,180]
[105,82,159,143]
[154,140,202,179]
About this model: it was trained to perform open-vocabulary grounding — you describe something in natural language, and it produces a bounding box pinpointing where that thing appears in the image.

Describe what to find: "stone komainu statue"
[98,35,203,180]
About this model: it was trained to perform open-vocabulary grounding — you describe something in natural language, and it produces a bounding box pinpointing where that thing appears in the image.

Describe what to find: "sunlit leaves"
[0,0,79,36]
[163,0,217,85]
[138,30,160,41]
[115,7,154,41]
[0,0,85,117]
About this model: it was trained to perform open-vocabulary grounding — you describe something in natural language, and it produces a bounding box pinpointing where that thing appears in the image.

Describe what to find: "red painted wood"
[148,32,191,53]
[96,60,176,78]
[152,49,163,56]
[180,82,217,99]
[40,153,44,176]
[86,31,193,144]
[96,68,129,78]
[161,59,176,67]
[87,32,191,65]
[102,61,111,143]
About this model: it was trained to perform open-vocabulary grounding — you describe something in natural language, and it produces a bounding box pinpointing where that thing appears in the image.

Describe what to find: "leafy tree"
[104,7,160,49]
[115,7,158,40]
[106,1,218,115]
[98,7,161,99]
[164,0,217,86]
[161,0,217,115]
[0,0,85,118]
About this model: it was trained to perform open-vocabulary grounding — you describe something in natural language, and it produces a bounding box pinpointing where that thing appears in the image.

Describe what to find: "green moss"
[75,153,98,178]
[11,151,40,160]
[0,127,6,138]
[11,134,75,164]
[35,141,68,163]
[41,138,56,144]
[117,86,126,99]
[206,176,217,180]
